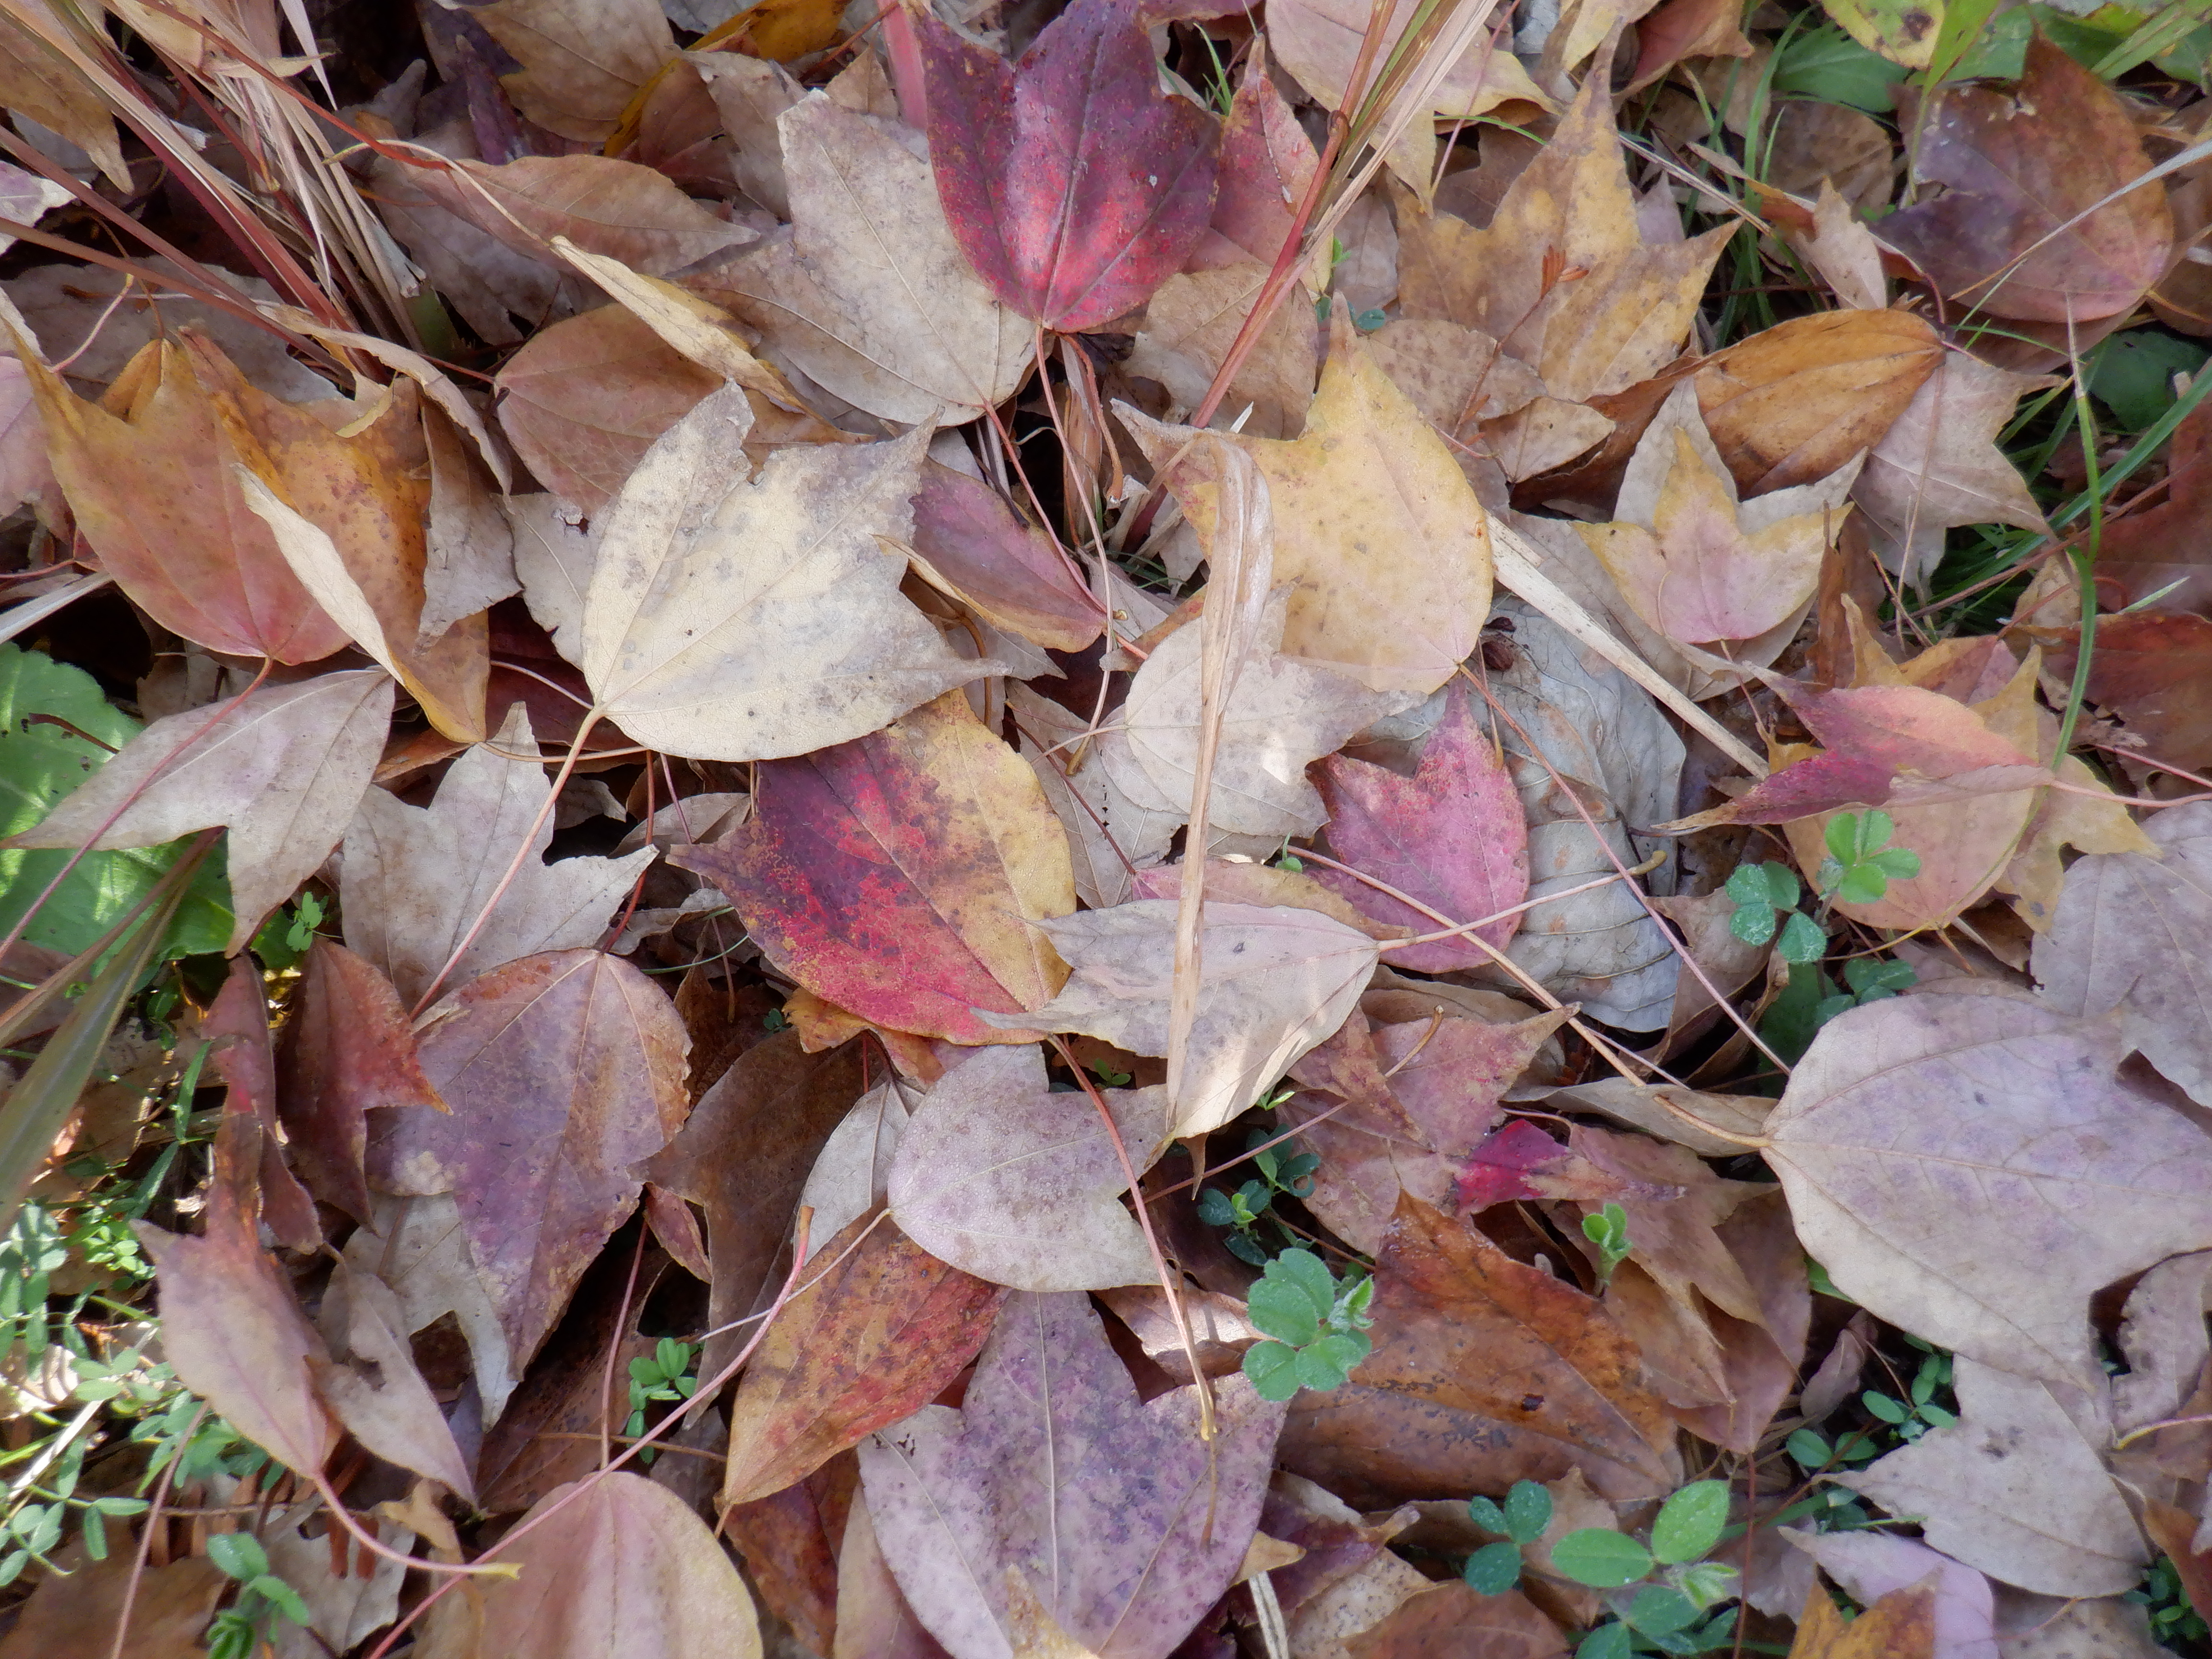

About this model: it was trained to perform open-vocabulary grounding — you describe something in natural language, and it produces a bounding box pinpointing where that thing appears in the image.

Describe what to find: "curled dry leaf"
[314,1260,478,1502]
[580,385,996,761]
[11,668,392,954]
[916,0,1220,332]
[339,702,655,1008]
[719,95,1034,425]
[470,1472,763,1658]
[886,1043,1163,1292]
[908,460,1105,654]
[1767,989,2212,1389]
[721,1214,1003,1509]
[987,899,1380,1141]
[799,1073,918,1250]
[860,1290,1286,1659]
[1840,1358,2147,1597]
[2033,800,2212,1105]
[368,949,690,1373]
[678,690,1073,1044]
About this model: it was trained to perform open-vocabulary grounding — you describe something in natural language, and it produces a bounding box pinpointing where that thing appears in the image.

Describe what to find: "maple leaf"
[915,0,1221,332]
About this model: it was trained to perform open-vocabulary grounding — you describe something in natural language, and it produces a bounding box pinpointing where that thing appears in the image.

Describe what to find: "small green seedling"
[249,890,325,973]
[1788,1346,1955,1473]
[1549,1479,1741,1657]
[2128,1554,2211,1648]
[1197,1128,1320,1265]
[201,1533,313,1659]
[1724,863,1825,964]
[1463,1479,1553,1594]
[1815,810,1922,907]
[1583,1203,1633,1285]
[1812,957,1918,1026]
[625,1338,699,1463]
[1241,1248,1373,1402]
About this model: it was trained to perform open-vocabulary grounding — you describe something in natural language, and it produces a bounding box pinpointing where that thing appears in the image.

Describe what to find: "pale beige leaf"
[717,96,1033,424]
[473,1472,762,1657]
[424,155,751,276]
[1767,990,2212,1389]
[886,1045,1161,1292]
[984,900,1380,1140]
[1125,264,1319,440]
[1840,1358,2146,1597]
[551,237,803,408]
[579,385,997,760]
[474,0,676,142]
[421,403,520,643]
[314,1261,477,1502]
[338,703,654,1007]
[506,494,600,663]
[798,1074,916,1249]
[1107,590,1408,838]
[341,1194,516,1425]
[1364,317,1545,435]
[687,51,803,218]
[10,670,392,953]
[2032,799,2212,1105]
[1853,351,2054,582]
[1486,397,1615,481]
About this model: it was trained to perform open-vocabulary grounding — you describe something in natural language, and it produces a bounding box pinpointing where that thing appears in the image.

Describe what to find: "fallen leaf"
[1882,40,2172,324]
[1123,263,1319,441]
[723,1458,853,1655]
[11,668,392,953]
[0,8,128,189]
[860,1290,1286,1659]
[1766,988,2212,1389]
[340,1191,519,1425]
[1104,588,1409,840]
[677,689,1072,1044]
[1132,313,1493,697]
[717,95,1034,425]
[1008,684,1173,910]
[988,899,1380,1141]
[367,948,690,1372]
[722,1215,1003,1509]
[1397,74,1731,401]
[1850,349,2052,580]
[1694,309,1939,495]
[415,154,749,275]
[135,1115,336,1477]
[1576,384,1859,649]
[1352,1194,1677,1493]
[799,1073,918,1249]
[274,940,443,1225]
[1787,1578,1938,1659]
[1841,1357,2147,1596]
[14,334,352,663]
[2093,397,2212,617]
[1195,50,1318,272]
[886,1043,1162,1292]
[1343,1581,1568,1658]
[2050,611,2212,772]
[1785,1530,1996,1659]
[203,957,319,1253]
[2032,799,2212,1106]
[908,460,1105,653]
[0,1549,223,1659]
[338,702,655,1008]
[495,303,720,517]
[474,0,674,142]
[471,1472,763,1656]
[314,1259,479,1501]
[916,0,1220,331]
[579,386,996,761]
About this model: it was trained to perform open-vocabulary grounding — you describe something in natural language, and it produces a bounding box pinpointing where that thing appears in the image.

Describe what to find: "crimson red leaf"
[918,0,1221,331]
[1314,685,1528,971]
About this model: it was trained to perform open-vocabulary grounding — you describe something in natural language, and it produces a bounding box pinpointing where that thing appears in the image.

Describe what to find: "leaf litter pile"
[8,0,2212,1652]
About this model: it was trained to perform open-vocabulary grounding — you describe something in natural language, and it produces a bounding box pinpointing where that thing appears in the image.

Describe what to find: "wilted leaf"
[339,702,654,1007]
[2094,397,2212,618]
[991,899,1379,1140]
[15,335,350,663]
[2033,800,2212,1105]
[908,460,1105,653]
[886,1044,1161,1292]
[473,1472,762,1656]
[1840,1357,2147,1596]
[314,1260,478,1501]
[1766,989,2212,1388]
[2052,611,2212,772]
[12,669,392,954]
[1694,309,1939,496]
[1850,349,2052,580]
[135,1116,336,1477]
[1195,50,1317,271]
[580,386,995,760]
[1131,313,1493,697]
[860,1290,1286,1658]
[717,96,1034,425]
[1105,589,1408,840]
[721,1215,1003,1508]
[917,0,1220,331]
[1343,1581,1568,1658]
[367,949,690,1371]
[1882,40,2171,324]
[340,1191,519,1424]
[678,689,1072,1043]
[1351,1194,1676,1492]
